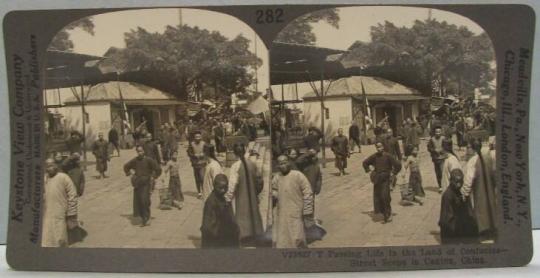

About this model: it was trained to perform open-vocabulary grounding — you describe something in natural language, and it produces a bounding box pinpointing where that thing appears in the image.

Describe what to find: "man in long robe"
[108,127,120,157]
[272,155,314,248]
[348,122,361,153]
[363,142,402,223]
[124,146,162,227]
[461,139,498,241]
[226,143,264,246]
[213,122,226,155]
[65,131,84,155]
[303,126,322,153]
[331,128,349,176]
[42,159,78,247]
[91,132,110,179]
[201,174,240,248]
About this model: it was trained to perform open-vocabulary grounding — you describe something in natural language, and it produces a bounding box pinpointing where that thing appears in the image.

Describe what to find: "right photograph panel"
[269,6,497,248]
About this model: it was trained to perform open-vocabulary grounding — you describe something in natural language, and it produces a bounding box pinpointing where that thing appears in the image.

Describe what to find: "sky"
[308,6,486,51]
[68,8,269,92]
[270,6,491,100]
[64,6,488,98]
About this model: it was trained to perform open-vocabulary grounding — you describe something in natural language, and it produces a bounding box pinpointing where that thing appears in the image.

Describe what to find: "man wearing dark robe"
[296,149,322,197]
[363,142,402,223]
[65,130,84,155]
[331,128,349,176]
[296,149,322,229]
[213,122,226,155]
[439,169,478,244]
[201,174,240,248]
[348,122,361,154]
[108,127,120,157]
[427,127,447,192]
[91,132,110,179]
[124,146,162,227]
[62,153,85,197]
[303,126,323,153]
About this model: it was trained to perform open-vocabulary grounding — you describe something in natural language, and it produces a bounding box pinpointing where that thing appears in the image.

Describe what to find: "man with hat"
[91,132,110,179]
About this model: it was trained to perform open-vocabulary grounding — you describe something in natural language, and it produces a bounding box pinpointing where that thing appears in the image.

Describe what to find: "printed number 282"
[256,9,284,24]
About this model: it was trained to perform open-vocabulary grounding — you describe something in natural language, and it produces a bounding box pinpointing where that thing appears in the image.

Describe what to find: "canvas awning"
[270,42,357,85]
[352,95,427,102]
[303,76,426,101]
[44,50,187,99]
[246,95,269,114]
[63,81,184,106]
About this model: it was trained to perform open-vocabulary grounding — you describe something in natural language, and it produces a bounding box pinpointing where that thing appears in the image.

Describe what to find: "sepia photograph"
[40,5,499,251]
[2,1,536,273]
[42,8,272,248]
[269,6,498,248]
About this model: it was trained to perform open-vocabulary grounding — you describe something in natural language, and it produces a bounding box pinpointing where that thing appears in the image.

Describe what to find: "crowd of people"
[42,110,272,248]
[42,103,498,248]
[270,106,499,247]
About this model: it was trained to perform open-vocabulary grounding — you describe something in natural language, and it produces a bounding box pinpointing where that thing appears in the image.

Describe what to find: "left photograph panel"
[43,8,272,249]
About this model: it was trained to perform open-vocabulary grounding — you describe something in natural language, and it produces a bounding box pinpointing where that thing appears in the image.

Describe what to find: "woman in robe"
[225,142,264,246]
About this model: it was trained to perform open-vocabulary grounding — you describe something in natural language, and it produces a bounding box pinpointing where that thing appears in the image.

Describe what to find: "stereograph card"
[2,1,535,273]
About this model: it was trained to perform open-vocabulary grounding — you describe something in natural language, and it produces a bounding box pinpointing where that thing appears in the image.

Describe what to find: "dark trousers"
[193,167,205,193]
[133,184,152,223]
[335,155,347,171]
[110,141,120,154]
[433,159,444,188]
[350,137,361,152]
[169,175,184,202]
[373,174,392,219]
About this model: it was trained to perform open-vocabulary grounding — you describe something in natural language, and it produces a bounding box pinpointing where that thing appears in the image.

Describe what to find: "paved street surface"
[72,138,271,249]
[72,137,465,248]
[310,138,468,248]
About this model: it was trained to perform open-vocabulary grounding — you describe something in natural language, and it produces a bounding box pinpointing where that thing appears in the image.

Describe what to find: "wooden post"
[320,65,326,168]
[80,84,87,170]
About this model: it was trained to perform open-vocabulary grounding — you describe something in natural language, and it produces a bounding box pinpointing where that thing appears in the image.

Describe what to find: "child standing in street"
[201,174,239,248]
[163,150,184,209]
[400,146,425,205]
